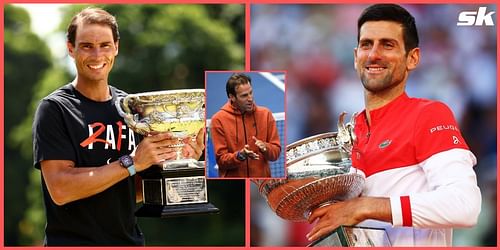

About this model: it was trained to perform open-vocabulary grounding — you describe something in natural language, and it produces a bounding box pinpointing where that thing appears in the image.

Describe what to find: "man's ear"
[67,41,75,59]
[114,40,119,56]
[229,94,235,103]
[407,47,420,71]
[353,47,358,70]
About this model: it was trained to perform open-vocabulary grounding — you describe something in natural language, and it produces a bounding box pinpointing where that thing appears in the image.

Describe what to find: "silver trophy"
[257,112,363,221]
[116,89,218,218]
[257,113,389,246]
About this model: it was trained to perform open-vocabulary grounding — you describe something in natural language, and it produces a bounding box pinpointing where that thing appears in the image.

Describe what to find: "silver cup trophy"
[256,113,390,246]
[116,89,218,218]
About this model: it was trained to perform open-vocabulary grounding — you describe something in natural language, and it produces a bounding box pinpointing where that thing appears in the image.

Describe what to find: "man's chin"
[83,71,109,79]
[81,76,108,83]
[361,78,390,91]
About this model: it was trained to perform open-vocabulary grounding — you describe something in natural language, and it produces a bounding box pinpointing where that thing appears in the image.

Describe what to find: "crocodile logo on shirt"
[379,139,392,149]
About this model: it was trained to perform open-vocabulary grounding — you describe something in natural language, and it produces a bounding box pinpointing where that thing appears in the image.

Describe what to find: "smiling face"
[354,21,419,94]
[67,22,118,85]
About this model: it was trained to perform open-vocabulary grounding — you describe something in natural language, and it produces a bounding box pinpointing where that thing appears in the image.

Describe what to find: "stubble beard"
[359,66,407,94]
[360,73,394,93]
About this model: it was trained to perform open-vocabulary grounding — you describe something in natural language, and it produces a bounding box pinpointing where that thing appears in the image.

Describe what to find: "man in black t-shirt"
[32,7,204,246]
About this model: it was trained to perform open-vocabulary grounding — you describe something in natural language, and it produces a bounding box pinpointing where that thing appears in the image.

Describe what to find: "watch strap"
[126,165,136,176]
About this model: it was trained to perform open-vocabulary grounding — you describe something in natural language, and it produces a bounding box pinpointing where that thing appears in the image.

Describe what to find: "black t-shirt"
[32,83,144,246]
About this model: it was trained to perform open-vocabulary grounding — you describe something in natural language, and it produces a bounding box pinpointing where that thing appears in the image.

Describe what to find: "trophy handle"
[115,96,151,135]
[337,112,357,153]
[115,96,131,118]
[347,112,357,143]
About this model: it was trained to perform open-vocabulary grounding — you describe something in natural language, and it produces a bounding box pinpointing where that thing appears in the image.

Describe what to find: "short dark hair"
[226,73,252,98]
[67,7,120,46]
[357,4,419,53]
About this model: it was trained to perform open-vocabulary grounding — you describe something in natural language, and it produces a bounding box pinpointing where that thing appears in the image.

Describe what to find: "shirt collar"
[358,92,410,126]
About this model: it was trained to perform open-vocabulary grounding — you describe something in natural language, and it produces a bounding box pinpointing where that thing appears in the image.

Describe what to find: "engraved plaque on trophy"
[116,89,219,218]
[256,113,391,246]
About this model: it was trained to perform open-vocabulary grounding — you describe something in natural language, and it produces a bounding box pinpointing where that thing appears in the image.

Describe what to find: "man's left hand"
[182,128,204,160]
[252,136,267,152]
[306,197,391,242]
[306,198,363,242]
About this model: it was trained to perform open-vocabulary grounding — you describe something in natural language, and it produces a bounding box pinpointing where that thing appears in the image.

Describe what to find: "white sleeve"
[391,148,481,228]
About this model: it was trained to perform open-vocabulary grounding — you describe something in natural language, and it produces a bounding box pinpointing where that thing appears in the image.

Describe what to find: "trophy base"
[137,163,219,218]
[135,203,220,218]
[307,226,391,247]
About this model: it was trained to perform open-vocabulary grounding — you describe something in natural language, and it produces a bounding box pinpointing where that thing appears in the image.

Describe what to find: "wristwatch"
[119,155,136,176]
[236,151,246,161]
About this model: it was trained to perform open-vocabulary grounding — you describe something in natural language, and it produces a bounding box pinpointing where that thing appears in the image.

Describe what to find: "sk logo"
[457,6,495,26]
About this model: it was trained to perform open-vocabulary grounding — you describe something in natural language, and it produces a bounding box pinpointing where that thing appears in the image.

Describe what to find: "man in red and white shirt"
[306,4,481,246]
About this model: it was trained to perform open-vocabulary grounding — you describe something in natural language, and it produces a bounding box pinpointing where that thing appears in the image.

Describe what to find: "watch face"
[120,155,133,167]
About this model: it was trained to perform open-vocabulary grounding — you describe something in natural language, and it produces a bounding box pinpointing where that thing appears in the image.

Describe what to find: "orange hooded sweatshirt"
[211,100,281,177]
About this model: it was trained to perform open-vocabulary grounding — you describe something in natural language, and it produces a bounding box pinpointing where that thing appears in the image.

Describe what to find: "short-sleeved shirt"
[32,83,144,246]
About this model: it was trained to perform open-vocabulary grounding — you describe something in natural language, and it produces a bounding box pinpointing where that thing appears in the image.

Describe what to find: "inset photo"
[250,3,495,247]
[205,71,286,178]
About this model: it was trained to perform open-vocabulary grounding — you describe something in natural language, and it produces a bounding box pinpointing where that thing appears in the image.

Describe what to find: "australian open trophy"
[256,113,390,246]
[116,89,219,218]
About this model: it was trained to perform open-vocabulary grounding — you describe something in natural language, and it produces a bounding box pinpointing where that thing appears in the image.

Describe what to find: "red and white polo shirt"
[352,93,481,246]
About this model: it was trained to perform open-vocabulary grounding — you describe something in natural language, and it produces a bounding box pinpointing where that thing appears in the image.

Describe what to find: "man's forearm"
[41,160,131,206]
[357,196,393,223]
[216,152,242,170]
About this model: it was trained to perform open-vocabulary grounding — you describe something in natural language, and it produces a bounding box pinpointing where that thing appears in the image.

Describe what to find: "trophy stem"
[175,137,184,161]
[175,148,183,161]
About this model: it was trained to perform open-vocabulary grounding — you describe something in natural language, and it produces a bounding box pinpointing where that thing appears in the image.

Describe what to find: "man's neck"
[230,101,247,114]
[364,84,405,125]
[72,77,111,102]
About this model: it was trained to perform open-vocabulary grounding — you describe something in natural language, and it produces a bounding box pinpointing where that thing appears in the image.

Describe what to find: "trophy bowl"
[257,113,365,221]
[116,89,205,168]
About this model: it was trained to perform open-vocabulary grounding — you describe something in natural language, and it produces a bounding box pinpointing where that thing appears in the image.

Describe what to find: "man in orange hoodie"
[211,73,281,177]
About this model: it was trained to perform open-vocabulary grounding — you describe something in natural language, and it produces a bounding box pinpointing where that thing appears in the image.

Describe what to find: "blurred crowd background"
[250,4,497,246]
[4,4,245,246]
